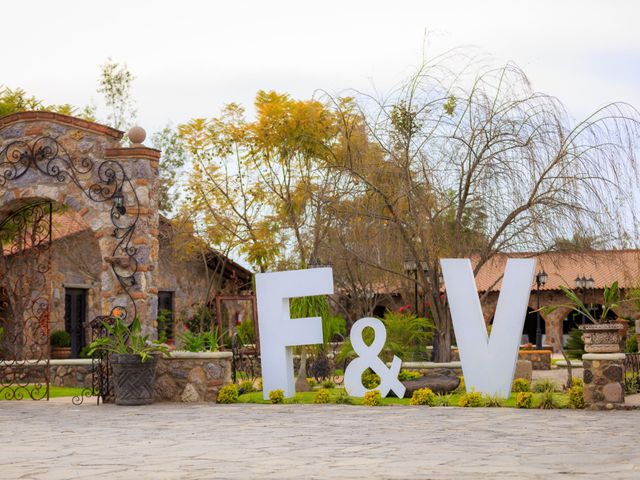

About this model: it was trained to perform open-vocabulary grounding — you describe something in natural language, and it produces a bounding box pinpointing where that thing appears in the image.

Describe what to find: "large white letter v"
[440,258,536,397]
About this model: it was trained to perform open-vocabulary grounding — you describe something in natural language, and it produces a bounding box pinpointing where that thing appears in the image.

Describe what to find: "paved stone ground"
[1,401,639,480]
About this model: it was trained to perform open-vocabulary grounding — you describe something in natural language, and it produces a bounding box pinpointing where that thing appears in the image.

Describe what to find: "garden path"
[1,401,638,479]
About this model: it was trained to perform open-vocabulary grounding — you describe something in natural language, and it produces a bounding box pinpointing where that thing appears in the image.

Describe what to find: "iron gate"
[0,201,53,400]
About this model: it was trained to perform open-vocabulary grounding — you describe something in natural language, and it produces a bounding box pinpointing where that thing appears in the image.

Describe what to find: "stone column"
[103,127,161,337]
[582,353,625,409]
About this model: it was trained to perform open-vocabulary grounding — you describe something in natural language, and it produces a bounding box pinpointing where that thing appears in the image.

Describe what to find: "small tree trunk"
[295,346,311,392]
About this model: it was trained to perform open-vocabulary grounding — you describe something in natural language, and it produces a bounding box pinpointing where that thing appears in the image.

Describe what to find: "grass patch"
[238,388,571,408]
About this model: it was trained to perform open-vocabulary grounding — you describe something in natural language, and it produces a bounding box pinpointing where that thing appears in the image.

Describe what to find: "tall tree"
[97,59,136,132]
[331,57,640,361]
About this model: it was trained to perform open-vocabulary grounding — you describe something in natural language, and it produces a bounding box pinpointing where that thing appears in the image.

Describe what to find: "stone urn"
[579,323,626,354]
[111,354,159,405]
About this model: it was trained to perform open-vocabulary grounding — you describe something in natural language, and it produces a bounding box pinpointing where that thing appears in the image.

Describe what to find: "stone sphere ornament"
[127,125,146,146]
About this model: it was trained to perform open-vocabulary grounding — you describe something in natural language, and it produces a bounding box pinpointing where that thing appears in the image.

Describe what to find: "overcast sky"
[2,1,639,134]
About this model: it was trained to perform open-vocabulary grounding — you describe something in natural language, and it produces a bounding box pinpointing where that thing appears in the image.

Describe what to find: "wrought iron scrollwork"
[0,135,140,319]
[72,315,116,405]
[0,201,52,400]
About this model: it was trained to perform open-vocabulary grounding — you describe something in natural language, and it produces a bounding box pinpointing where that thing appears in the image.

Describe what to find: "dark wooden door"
[64,288,87,358]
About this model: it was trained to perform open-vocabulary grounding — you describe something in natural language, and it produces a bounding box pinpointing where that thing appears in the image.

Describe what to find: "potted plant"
[548,282,625,354]
[50,330,72,359]
[87,317,169,405]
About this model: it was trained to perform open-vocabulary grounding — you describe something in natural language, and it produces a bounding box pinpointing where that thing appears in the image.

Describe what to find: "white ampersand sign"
[344,317,406,398]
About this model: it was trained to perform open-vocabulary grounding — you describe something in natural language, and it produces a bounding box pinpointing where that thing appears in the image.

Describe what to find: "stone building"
[378,250,640,353]
[0,112,253,362]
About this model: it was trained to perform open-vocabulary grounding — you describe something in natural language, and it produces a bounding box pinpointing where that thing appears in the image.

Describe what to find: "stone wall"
[0,359,93,388]
[0,112,161,336]
[583,353,625,409]
[154,351,233,402]
[518,350,551,370]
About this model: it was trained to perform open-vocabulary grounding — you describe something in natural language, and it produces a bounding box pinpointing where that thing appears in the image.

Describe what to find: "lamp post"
[535,269,548,349]
[574,275,594,325]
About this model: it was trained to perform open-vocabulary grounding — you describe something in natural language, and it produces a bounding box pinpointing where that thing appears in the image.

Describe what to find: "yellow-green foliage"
[269,389,285,404]
[571,377,584,388]
[410,388,436,406]
[483,394,504,407]
[217,384,239,404]
[458,391,484,407]
[512,378,531,393]
[362,370,381,389]
[538,390,557,409]
[569,385,585,409]
[398,369,422,381]
[454,376,465,393]
[516,391,533,408]
[533,379,557,393]
[363,389,382,406]
[237,380,255,394]
[333,390,353,404]
[314,388,331,404]
[307,378,317,388]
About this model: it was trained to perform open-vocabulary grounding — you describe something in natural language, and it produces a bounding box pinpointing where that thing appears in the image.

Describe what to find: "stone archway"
[0,112,161,334]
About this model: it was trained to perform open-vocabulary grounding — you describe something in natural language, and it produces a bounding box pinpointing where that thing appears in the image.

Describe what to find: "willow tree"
[330,56,640,361]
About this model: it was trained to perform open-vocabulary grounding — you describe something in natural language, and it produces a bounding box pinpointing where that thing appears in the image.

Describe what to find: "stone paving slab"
[0,401,639,479]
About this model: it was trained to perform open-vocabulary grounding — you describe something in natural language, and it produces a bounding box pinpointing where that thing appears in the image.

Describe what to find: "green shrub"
[625,373,640,395]
[178,329,220,352]
[333,390,353,404]
[321,379,335,389]
[237,380,255,394]
[626,332,638,353]
[516,391,533,408]
[237,318,256,346]
[307,378,317,388]
[337,310,435,363]
[483,394,504,407]
[257,378,263,391]
[410,388,436,406]
[269,389,285,404]
[217,384,239,404]
[564,327,585,359]
[533,379,557,393]
[512,378,530,393]
[571,377,584,388]
[435,394,452,406]
[569,385,585,409]
[458,391,484,407]
[398,369,422,381]
[362,370,381,389]
[363,389,382,406]
[51,330,71,348]
[314,388,331,404]
[538,391,557,409]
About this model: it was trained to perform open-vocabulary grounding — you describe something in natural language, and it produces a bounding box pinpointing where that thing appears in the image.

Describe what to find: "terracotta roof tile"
[473,251,640,292]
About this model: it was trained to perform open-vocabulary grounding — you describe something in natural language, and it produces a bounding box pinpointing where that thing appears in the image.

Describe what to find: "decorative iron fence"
[623,353,640,394]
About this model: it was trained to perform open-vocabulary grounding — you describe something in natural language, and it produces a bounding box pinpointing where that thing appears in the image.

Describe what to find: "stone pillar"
[582,353,625,409]
[103,128,160,337]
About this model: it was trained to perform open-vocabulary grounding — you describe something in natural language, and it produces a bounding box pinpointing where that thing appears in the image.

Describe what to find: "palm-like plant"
[543,282,620,324]
[87,317,169,362]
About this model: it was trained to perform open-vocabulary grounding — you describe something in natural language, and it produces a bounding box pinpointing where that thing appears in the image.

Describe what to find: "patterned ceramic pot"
[111,354,158,405]
[578,323,625,354]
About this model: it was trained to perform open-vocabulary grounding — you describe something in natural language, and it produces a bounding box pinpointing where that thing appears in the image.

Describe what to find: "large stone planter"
[111,354,159,406]
[579,323,625,354]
